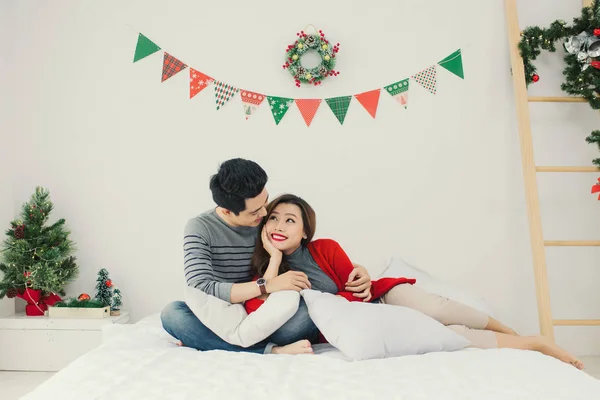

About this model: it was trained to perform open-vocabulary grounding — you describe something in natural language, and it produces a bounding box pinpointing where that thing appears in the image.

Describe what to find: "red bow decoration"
[16,288,62,316]
[593,178,600,200]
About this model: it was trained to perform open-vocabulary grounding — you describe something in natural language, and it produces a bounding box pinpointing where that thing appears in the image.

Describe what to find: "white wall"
[0,0,15,317]
[3,0,599,353]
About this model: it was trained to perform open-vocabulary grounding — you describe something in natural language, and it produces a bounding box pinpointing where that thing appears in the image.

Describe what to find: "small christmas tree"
[111,287,123,315]
[94,268,113,307]
[0,187,79,304]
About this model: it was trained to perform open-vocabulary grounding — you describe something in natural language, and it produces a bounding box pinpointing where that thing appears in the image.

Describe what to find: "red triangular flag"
[354,89,381,118]
[295,99,322,126]
[592,178,600,200]
[162,53,187,82]
[190,68,214,99]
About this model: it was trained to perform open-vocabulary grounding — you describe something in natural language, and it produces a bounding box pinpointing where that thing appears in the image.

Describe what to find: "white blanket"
[21,315,600,400]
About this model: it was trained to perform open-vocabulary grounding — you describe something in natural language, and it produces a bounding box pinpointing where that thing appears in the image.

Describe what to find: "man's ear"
[222,209,232,216]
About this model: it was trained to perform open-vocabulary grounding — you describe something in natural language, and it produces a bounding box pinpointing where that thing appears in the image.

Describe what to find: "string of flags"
[132,32,465,126]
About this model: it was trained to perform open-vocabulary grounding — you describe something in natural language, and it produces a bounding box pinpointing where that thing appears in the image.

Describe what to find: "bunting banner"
[162,53,187,82]
[438,49,464,79]
[384,79,409,109]
[190,68,214,99]
[240,90,266,120]
[326,96,352,125]
[130,31,464,126]
[133,33,161,63]
[267,96,294,125]
[411,65,437,95]
[354,89,381,118]
[214,81,239,110]
[295,99,322,127]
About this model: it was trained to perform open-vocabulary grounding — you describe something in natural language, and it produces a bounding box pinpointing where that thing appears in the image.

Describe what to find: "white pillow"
[380,257,495,317]
[184,286,299,348]
[301,289,470,361]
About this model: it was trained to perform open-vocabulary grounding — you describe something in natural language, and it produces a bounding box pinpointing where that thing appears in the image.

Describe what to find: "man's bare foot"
[175,340,183,347]
[272,340,313,355]
[532,336,584,370]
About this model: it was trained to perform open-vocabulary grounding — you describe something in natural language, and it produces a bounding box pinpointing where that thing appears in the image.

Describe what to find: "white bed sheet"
[21,315,600,400]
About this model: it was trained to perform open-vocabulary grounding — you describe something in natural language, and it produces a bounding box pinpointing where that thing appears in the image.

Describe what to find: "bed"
[20,313,600,400]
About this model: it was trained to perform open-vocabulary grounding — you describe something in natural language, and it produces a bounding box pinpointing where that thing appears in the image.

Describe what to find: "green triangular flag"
[133,33,161,63]
[325,96,352,125]
[267,96,294,125]
[438,49,464,79]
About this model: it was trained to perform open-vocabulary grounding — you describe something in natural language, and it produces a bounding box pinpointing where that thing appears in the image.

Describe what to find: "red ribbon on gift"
[16,289,62,316]
[592,178,600,200]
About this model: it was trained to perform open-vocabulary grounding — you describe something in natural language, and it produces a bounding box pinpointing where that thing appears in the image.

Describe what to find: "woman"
[245,194,584,369]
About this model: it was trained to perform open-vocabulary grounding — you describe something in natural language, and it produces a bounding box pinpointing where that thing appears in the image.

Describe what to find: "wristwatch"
[256,278,267,295]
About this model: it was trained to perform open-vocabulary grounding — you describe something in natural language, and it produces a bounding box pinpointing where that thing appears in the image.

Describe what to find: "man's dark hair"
[209,158,268,215]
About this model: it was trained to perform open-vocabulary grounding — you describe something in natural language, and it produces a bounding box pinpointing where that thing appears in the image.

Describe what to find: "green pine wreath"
[283,27,340,87]
[518,0,600,166]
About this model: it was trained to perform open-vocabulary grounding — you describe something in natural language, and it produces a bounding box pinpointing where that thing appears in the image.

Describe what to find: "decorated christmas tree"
[94,268,113,307]
[0,187,79,315]
[111,287,123,315]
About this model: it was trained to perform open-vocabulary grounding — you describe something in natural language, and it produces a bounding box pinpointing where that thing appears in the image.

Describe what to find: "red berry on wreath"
[532,74,539,82]
[594,28,600,36]
[23,271,31,278]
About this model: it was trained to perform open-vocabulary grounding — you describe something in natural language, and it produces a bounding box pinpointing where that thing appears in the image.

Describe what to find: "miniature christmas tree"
[111,287,123,315]
[0,187,79,315]
[94,268,113,307]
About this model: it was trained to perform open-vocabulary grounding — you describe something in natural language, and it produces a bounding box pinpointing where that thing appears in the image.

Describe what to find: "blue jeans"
[160,298,319,354]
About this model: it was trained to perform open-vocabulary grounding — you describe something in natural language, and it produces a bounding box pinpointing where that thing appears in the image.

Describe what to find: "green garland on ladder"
[518,0,600,167]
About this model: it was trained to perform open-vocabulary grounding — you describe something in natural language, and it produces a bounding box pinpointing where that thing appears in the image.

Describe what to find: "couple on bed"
[161,158,583,369]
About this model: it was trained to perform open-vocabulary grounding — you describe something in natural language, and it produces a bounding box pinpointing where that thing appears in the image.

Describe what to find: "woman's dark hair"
[251,194,316,277]
[209,158,268,215]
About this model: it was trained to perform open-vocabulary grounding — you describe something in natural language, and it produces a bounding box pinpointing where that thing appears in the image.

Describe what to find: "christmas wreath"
[518,0,600,166]
[283,26,340,87]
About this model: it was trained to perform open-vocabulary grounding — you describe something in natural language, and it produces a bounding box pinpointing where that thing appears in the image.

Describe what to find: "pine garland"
[518,0,600,167]
[55,298,106,308]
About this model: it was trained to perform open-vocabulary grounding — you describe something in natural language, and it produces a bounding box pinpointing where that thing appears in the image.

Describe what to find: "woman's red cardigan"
[244,239,415,314]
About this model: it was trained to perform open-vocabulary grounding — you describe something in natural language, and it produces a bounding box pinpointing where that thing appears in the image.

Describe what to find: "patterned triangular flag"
[133,33,161,63]
[412,65,437,94]
[267,96,294,125]
[214,81,239,110]
[438,49,464,79]
[240,90,266,120]
[354,89,381,118]
[384,79,410,109]
[162,53,187,82]
[190,68,214,99]
[325,96,352,125]
[295,99,321,127]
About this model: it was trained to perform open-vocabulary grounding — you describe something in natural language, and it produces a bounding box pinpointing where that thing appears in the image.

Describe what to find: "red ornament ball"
[532,74,540,82]
[106,280,113,288]
[78,293,90,301]
[594,28,600,37]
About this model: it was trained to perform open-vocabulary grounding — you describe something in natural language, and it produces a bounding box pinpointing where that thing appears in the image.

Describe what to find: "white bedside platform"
[0,311,129,372]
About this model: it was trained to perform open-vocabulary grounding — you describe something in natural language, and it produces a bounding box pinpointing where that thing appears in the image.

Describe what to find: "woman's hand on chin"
[262,226,282,261]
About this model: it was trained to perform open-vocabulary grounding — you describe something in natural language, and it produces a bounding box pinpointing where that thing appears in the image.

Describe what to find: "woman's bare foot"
[272,340,314,355]
[532,336,584,370]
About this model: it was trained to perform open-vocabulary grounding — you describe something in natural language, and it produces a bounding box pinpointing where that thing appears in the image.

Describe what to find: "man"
[161,158,371,354]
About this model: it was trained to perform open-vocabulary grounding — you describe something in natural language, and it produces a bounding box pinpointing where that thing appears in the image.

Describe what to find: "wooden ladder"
[504,0,600,342]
